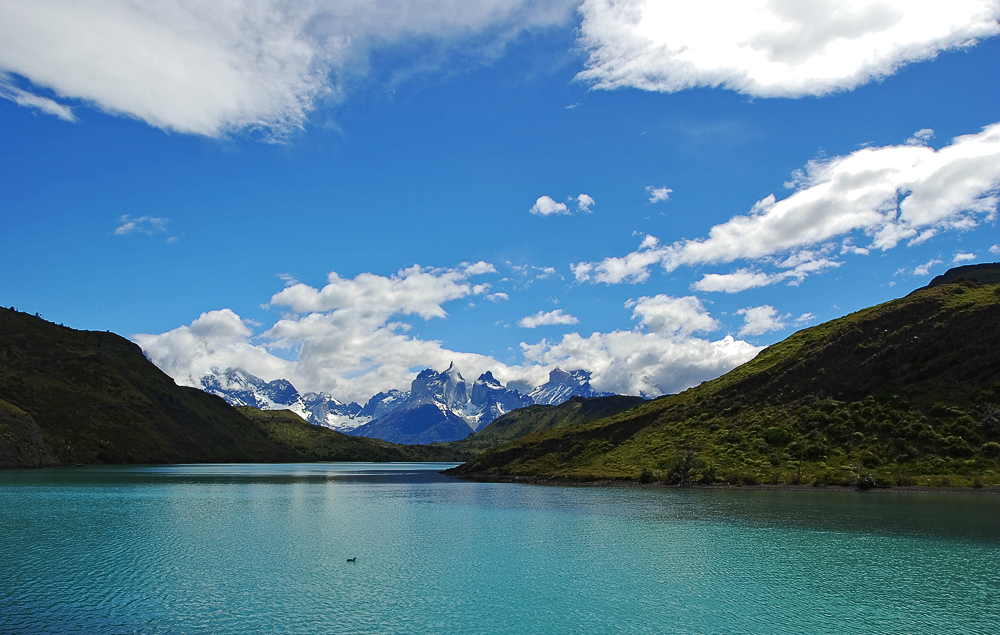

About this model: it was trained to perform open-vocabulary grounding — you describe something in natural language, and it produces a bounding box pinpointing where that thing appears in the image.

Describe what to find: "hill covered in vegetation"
[450,268,1000,488]
[442,395,646,455]
[0,308,464,468]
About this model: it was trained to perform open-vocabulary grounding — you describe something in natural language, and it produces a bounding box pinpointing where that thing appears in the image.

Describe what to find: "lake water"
[1,463,998,634]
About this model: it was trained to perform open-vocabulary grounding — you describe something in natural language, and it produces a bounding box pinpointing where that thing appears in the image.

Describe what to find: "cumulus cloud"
[531,194,595,216]
[906,128,935,146]
[137,265,765,401]
[0,0,576,138]
[953,251,977,263]
[646,186,672,203]
[270,262,493,319]
[913,259,942,276]
[136,263,522,403]
[486,292,510,302]
[574,123,1000,288]
[518,309,579,328]
[737,305,787,337]
[521,330,761,398]
[990,244,1000,255]
[530,195,570,216]
[574,193,596,212]
[114,214,170,236]
[627,294,719,337]
[576,0,1000,98]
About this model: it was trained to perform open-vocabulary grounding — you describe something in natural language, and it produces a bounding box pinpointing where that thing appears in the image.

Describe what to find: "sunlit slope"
[451,274,1000,487]
[442,395,646,455]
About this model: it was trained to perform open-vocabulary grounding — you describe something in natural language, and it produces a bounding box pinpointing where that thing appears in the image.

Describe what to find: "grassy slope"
[237,407,469,462]
[452,280,1000,487]
[442,395,647,455]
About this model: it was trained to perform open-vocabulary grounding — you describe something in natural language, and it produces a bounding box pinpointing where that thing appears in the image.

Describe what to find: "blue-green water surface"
[1,463,998,634]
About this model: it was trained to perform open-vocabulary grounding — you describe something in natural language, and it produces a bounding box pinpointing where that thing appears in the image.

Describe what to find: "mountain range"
[199,363,613,444]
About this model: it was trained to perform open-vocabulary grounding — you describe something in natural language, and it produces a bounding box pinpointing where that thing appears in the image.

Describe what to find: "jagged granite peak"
[349,403,474,445]
[410,362,470,410]
[528,368,613,406]
[358,389,409,420]
[199,368,363,430]
[200,368,303,411]
[471,371,533,430]
[198,364,619,443]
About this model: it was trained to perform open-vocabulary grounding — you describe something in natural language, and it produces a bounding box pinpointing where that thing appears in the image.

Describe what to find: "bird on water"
[347,557,356,562]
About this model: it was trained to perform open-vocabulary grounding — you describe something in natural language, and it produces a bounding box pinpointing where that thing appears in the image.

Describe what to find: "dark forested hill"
[451,270,1000,488]
[0,308,464,468]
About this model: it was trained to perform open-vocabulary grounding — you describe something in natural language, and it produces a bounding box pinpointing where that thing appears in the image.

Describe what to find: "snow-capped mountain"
[199,368,363,430]
[529,368,613,405]
[200,364,619,442]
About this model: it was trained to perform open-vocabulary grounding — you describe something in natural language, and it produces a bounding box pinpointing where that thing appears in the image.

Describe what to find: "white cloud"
[575,123,1000,287]
[913,259,942,276]
[114,214,169,236]
[794,312,816,325]
[0,74,76,121]
[646,186,672,203]
[486,292,509,302]
[530,195,570,216]
[906,128,935,146]
[518,309,579,328]
[576,0,1000,98]
[953,251,977,263]
[521,330,761,397]
[990,244,1000,255]
[627,294,719,337]
[269,262,493,319]
[737,305,787,337]
[575,193,596,212]
[0,0,576,138]
[692,258,842,293]
[136,266,765,402]
[136,264,534,403]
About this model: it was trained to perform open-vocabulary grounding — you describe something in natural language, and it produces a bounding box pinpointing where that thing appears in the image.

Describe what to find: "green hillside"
[442,395,646,455]
[0,308,465,467]
[450,273,1000,488]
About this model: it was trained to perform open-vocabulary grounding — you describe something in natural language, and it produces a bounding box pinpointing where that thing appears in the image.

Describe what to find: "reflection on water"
[1,464,998,634]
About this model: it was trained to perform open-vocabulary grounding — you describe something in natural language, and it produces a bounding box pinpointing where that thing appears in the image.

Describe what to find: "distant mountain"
[528,368,613,405]
[0,308,466,467]
[349,403,476,445]
[451,268,1000,488]
[200,368,363,430]
[200,363,619,444]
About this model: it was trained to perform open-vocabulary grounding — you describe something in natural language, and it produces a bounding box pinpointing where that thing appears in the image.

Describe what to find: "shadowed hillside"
[0,308,465,467]
[450,270,1000,488]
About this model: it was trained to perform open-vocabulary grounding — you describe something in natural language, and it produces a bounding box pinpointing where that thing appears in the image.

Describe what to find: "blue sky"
[2,1,999,403]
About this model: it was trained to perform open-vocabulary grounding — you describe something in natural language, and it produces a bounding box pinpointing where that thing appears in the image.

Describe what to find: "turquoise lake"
[1,463,998,634]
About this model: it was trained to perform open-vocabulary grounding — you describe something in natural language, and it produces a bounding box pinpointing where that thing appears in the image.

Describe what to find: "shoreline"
[451,473,1000,495]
